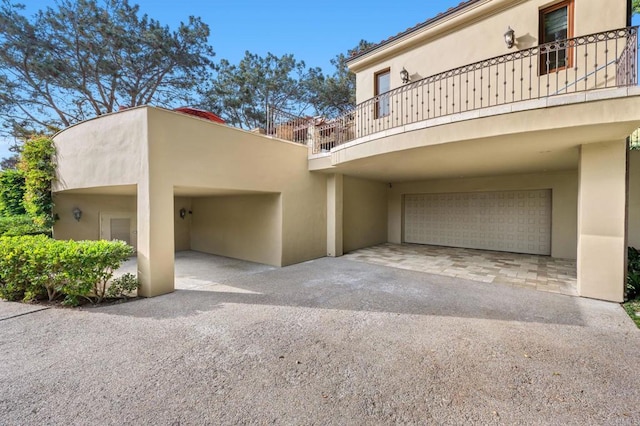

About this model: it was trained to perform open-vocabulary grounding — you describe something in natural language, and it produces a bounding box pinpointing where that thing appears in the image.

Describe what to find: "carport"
[174,187,283,266]
[53,106,327,297]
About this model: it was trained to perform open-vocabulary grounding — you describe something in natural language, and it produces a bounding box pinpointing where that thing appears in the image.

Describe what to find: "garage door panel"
[404,190,551,255]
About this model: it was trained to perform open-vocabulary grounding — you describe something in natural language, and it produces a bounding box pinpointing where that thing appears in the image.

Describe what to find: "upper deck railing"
[270,26,637,154]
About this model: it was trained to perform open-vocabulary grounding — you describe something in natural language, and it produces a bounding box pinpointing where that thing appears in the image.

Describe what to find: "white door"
[403,190,551,255]
[100,212,137,249]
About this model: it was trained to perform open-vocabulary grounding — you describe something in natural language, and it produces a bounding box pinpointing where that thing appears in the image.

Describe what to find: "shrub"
[0,169,26,216]
[0,235,49,301]
[107,273,139,299]
[627,247,640,300]
[0,236,133,303]
[61,240,134,303]
[0,215,51,237]
[19,137,55,229]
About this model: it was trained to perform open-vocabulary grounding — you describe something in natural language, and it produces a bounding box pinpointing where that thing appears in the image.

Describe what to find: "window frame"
[374,68,391,119]
[539,0,575,75]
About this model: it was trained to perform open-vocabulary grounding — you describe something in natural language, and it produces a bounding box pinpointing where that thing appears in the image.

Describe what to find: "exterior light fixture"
[400,67,410,84]
[179,208,187,219]
[504,26,515,49]
[72,207,82,222]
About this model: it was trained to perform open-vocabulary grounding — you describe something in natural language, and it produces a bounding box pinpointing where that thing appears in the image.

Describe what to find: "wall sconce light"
[72,207,82,222]
[400,67,410,84]
[504,26,515,49]
[179,208,187,219]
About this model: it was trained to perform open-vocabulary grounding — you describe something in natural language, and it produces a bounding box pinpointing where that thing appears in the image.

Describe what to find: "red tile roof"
[174,107,225,124]
[347,0,484,62]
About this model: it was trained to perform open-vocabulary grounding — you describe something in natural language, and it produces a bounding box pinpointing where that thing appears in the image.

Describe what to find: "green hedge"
[0,169,27,216]
[0,236,136,305]
[0,215,51,237]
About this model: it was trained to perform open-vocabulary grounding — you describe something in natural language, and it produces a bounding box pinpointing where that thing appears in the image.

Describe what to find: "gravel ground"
[1,254,639,425]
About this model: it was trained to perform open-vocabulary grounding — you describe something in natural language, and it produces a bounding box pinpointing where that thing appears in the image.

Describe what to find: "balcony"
[268,26,638,154]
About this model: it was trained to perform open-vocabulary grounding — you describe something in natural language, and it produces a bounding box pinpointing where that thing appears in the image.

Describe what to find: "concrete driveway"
[1,252,639,425]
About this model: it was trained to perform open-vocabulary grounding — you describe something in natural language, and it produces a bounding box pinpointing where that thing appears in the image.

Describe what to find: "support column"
[137,181,175,297]
[327,173,343,257]
[577,140,627,302]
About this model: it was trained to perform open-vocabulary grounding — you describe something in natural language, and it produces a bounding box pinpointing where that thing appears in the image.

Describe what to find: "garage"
[403,190,551,255]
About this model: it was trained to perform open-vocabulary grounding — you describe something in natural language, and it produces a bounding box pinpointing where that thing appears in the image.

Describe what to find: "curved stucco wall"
[52,106,328,297]
[53,107,327,268]
[53,107,147,192]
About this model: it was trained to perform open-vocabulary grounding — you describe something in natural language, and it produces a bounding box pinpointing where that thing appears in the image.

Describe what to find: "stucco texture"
[53,193,136,243]
[351,0,628,103]
[343,176,388,253]
[53,106,328,296]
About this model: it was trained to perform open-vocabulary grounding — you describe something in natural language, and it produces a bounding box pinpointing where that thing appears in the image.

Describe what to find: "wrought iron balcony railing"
[264,107,312,145]
[268,26,638,154]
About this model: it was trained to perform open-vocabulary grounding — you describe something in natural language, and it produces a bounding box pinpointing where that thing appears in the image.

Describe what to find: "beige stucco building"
[54,0,640,302]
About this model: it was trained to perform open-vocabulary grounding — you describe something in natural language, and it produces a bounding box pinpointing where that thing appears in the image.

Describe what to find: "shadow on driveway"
[105,253,587,326]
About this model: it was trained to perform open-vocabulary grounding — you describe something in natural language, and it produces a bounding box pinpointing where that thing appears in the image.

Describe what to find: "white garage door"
[404,190,551,255]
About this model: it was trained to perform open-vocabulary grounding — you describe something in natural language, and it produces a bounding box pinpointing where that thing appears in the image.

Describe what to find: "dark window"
[540,0,574,74]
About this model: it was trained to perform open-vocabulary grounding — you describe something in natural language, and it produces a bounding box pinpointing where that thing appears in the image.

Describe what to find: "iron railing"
[303,26,637,153]
[265,106,312,145]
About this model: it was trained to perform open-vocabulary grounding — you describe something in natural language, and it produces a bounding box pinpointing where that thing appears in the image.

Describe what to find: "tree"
[306,40,374,118]
[634,0,640,15]
[201,51,318,129]
[0,0,215,134]
[0,143,21,170]
[1,120,37,170]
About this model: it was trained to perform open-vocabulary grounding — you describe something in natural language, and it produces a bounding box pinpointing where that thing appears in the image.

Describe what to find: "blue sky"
[22,0,465,72]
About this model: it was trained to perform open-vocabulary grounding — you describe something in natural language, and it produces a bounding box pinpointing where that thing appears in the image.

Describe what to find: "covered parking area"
[313,93,640,303]
[173,187,282,266]
[53,106,328,297]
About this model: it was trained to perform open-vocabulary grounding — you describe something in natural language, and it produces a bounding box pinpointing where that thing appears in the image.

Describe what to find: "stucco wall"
[145,107,327,267]
[388,170,578,259]
[190,195,282,266]
[577,140,627,301]
[53,193,136,242]
[53,192,192,251]
[343,176,388,252]
[353,0,628,103]
[629,150,640,248]
[52,106,329,295]
[53,108,147,192]
[174,196,192,251]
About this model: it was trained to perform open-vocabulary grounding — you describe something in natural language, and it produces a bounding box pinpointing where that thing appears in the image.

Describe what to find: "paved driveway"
[1,252,639,425]
[344,243,577,296]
